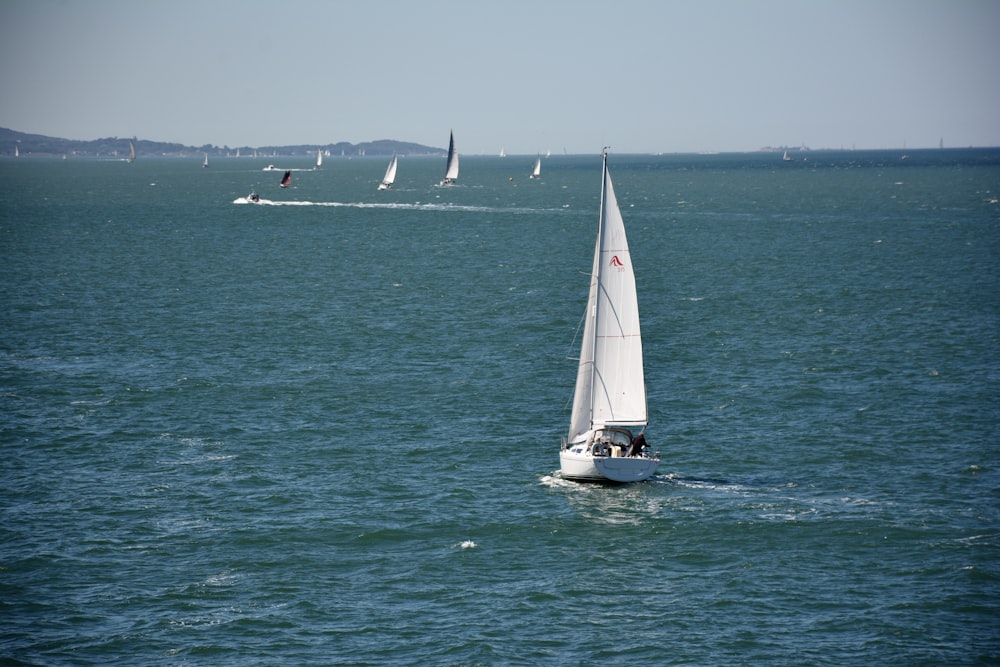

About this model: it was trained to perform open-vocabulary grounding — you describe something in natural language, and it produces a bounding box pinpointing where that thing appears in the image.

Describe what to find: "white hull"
[560,429,659,483]
[559,450,659,483]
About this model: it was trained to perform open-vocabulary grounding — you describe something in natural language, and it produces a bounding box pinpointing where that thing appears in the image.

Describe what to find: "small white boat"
[783,150,793,161]
[263,164,281,171]
[315,148,323,169]
[530,156,541,179]
[202,152,209,168]
[128,139,136,163]
[378,154,398,190]
[559,150,660,483]
[439,130,459,185]
[233,191,263,204]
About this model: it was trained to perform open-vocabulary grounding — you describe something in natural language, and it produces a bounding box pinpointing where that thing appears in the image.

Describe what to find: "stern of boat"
[559,428,660,483]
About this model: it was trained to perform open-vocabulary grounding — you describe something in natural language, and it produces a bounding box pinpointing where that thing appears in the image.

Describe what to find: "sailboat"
[439,130,459,185]
[128,139,136,163]
[315,149,323,169]
[280,170,292,188]
[559,150,660,483]
[782,150,793,161]
[202,152,209,168]
[378,154,398,190]
[530,156,541,179]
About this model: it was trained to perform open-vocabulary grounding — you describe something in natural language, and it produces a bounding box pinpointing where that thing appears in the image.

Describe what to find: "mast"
[567,150,609,441]
[588,149,610,432]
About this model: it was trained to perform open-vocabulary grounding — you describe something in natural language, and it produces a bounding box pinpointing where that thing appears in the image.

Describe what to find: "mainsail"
[441,131,459,184]
[379,154,398,190]
[567,152,646,442]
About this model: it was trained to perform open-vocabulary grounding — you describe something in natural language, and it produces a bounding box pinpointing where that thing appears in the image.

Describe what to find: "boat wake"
[231,199,565,214]
[539,473,579,489]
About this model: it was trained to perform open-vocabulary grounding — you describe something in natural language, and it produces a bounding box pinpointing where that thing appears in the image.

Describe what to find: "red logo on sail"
[610,255,625,270]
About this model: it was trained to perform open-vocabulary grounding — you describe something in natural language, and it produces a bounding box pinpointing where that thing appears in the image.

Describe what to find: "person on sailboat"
[627,432,647,457]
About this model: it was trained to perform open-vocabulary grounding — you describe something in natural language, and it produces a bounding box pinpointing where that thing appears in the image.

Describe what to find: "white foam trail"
[232,199,566,214]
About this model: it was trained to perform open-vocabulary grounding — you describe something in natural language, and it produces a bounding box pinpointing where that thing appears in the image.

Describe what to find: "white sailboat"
[128,139,136,163]
[378,154,398,190]
[439,130,459,185]
[530,156,541,179]
[315,148,323,169]
[202,152,209,168]
[559,150,660,483]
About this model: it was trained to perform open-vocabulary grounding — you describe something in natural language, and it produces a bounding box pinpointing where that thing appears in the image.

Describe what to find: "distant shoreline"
[2,127,997,159]
[0,127,445,159]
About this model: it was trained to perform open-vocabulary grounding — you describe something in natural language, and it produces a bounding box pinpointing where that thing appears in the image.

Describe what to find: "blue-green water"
[2,149,999,665]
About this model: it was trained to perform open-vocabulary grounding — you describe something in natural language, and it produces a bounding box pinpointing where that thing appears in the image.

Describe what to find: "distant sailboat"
[280,170,291,188]
[500,147,506,158]
[315,149,323,169]
[202,152,209,168]
[530,156,541,179]
[378,154,398,190]
[782,150,793,161]
[14,145,19,158]
[128,139,136,163]
[559,149,659,483]
[439,130,459,185]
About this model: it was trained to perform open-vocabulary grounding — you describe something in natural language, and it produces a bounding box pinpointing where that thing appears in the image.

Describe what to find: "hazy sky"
[2,0,998,154]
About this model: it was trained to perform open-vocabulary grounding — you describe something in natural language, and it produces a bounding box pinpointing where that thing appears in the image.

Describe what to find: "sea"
[1,148,998,666]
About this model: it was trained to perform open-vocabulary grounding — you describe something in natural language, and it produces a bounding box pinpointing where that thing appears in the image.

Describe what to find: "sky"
[1,0,998,154]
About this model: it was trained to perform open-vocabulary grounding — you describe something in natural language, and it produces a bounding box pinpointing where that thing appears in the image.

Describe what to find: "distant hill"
[0,127,444,158]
